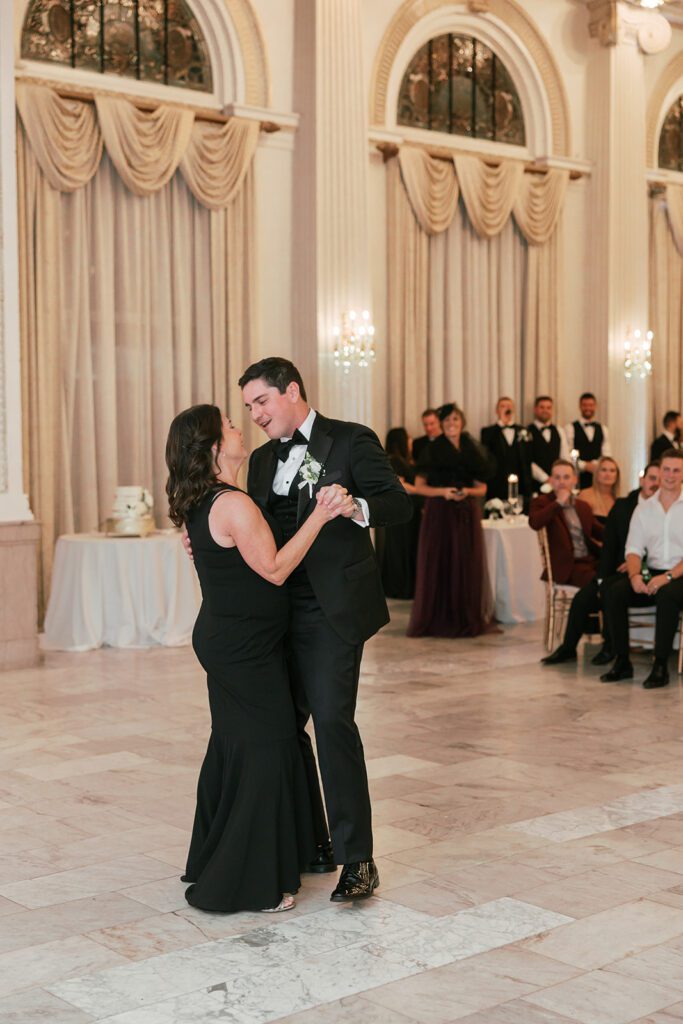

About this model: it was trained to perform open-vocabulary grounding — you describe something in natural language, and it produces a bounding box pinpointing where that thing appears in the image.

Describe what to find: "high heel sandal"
[261,893,295,913]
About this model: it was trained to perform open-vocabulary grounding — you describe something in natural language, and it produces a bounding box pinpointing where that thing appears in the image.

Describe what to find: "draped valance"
[16,83,259,209]
[396,145,569,246]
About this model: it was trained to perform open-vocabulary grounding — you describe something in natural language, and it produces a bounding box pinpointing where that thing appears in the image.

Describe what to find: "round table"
[482,516,545,624]
[43,532,201,651]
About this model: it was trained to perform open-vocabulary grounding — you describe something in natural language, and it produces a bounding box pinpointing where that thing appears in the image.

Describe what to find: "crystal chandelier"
[623,328,653,381]
[332,310,376,373]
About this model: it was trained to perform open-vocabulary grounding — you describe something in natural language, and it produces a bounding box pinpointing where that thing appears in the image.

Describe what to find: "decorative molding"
[369,0,571,157]
[647,50,683,167]
[586,0,672,52]
[222,0,270,108]
[587,0,618,47]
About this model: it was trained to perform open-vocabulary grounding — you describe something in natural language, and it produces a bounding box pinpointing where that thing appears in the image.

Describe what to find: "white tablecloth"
[43,532,201,651]
[482,516,545,624]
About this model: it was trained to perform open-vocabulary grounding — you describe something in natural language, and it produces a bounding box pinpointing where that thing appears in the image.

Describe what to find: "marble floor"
[3,606,683,1023]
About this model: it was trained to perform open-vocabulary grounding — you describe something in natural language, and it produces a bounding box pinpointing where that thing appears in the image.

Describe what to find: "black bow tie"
[276,429,308,462]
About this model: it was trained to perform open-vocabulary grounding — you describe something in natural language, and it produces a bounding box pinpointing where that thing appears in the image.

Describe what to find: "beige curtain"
[649,192,683,433]
[386,149,568,433]
[16,84,257,608]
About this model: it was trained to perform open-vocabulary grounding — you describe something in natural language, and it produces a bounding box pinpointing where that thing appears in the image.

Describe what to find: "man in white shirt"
[565,392,612,490]
[601,450,683,688]
[526,395,570,492]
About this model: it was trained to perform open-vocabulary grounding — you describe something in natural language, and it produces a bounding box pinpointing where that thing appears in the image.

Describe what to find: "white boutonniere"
[298,452,323,498]
[517,428,531,443]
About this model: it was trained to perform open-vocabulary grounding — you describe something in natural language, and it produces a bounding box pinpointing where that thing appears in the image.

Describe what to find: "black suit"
[480,423,531,503]
[247,413,412,863]
[651,434,679,463]
[412,434,437,463]
[561,489,640,653]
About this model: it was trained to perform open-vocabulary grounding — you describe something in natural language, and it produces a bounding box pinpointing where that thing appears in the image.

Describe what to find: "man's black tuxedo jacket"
[479,423,532,501]
[650,434,679,463]
[247,413,413,645]
[597,488,639,579]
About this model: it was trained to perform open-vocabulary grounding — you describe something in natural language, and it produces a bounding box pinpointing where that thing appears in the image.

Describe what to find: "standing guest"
[601,449,683,688]
[529,459,603,588]
[412,408,443,463]
[480,396,532,505]
[527,396,570,493]
[565,393,612,490]
[408,404,495,638]
[541,461,660,666]
[651,410,682,463]
[166,405,345,913]
[578,455,620,523]
[376,427,423,599]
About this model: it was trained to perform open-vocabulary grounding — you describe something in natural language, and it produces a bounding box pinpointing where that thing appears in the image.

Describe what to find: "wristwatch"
[666,572,674,582]
[351,497,364,519]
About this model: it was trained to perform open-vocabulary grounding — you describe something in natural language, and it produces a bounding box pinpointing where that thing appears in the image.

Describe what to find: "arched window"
[659,96,683,172]
[21,0,212,93]
[397,34,525,145]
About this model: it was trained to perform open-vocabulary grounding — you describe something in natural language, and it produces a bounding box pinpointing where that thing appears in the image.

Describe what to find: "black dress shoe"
[304,842,336,874]
[591,647,614,666]
[600,657,634,682]
[643,659,670,689]
[541,645,577,665]
[330,860,379,902]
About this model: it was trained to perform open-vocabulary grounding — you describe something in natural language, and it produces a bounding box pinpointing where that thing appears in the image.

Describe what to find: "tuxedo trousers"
[563,573,622,652]
[285,581,373,864]
[604,572,683,659]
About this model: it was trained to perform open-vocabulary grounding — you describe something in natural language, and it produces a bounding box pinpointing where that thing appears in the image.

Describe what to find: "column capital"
[466,0,491,12]
[586,0,672,53]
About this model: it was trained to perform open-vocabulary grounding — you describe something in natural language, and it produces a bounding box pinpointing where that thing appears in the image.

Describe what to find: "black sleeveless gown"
[182,485,315,912]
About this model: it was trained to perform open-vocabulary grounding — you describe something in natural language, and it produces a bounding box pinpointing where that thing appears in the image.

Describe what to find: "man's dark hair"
[421,407,439,419]
[661,448,683,463]
[663,410,681,429]
[643,459,661,474]
[579,392,596,403]
[238,357,307,402]
[551,458,575,473]
[534,395,553,406]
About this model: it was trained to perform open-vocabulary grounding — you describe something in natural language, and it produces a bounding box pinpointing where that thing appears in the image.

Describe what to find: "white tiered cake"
[106,486,155,537]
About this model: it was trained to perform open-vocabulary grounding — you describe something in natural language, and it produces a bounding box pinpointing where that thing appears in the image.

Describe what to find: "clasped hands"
[443,487,466,502]
[315,484,357,520]
[631,572,670,596]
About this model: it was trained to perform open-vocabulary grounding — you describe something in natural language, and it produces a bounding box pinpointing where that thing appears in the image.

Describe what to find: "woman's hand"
[314,484,352,521]
[443,487,460,501]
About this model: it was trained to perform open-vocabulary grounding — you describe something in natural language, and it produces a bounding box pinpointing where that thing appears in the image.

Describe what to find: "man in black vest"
[541,460,661,666]
[527,395,569,493]
[412,408,442,463]
[480,396,532,504]
[565,393,612,490]
[651,410,681,463]
[239,357,412,902]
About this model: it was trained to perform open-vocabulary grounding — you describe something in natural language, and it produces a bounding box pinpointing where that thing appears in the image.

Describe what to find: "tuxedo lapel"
[249,441,278,508]
[297,415,333,523]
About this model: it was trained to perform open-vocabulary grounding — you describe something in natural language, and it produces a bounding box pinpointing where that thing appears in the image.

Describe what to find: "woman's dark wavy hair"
[437,402,467,428]
[385,427,410,462]
[166,404,223,527]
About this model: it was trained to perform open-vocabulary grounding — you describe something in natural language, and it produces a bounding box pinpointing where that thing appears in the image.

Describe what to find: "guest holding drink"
[578,456,620,523]
[376,428,422,599]
[408,404,495,638]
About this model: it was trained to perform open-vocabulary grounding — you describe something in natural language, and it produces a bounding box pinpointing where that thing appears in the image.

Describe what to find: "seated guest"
[578,455,620,523]
[541,461,660,666]
[408,404,495,638]
[565,393,612,490]
[412,408,443,463]
[376,428,422,599]
[480,397,532,504]
[650,410,681,463]
[527,395,570,493]
[529,459,603,588]
[601,450,683,688]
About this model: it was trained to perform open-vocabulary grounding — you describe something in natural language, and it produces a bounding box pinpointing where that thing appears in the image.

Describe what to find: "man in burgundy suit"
[529,459,603,587]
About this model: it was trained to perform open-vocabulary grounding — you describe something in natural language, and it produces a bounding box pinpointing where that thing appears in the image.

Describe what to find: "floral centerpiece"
[106,486,155,537]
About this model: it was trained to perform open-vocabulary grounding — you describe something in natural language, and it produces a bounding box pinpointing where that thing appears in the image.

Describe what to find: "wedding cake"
[106,486,155,537]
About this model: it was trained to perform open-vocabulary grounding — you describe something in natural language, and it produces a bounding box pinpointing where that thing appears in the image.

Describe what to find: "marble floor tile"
[86,912,208,960]
[0,856,177,909]
[0,934,128,997]
[524,968,681,1024]
[0,987,95,1024]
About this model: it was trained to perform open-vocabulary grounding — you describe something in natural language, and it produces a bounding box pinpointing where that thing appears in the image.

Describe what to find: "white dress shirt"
[497,420,516,446]
[625,486,683,569]
[273,409,369,527]
[530,420,570,484]
[564,419,612,472]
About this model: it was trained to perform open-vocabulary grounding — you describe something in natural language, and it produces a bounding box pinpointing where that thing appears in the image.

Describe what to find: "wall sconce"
[624,329,653,381]
[333,310,376,374]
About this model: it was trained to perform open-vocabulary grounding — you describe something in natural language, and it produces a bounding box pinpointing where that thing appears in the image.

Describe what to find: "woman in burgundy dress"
[408,403,495,638]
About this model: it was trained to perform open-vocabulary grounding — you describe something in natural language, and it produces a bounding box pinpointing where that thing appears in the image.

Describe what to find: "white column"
[585,1,671,488]
[292,0,373,423]
[0,0,32,522]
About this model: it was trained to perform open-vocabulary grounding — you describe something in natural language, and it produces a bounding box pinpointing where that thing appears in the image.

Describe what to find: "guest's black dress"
[182,484,315,912]
[375,456,423,599]
[408,435,495,638]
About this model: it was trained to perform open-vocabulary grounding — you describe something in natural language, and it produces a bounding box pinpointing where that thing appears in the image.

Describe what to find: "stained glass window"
[659,97,683,172]
[21,0,212,93]
[397,35,525,146]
